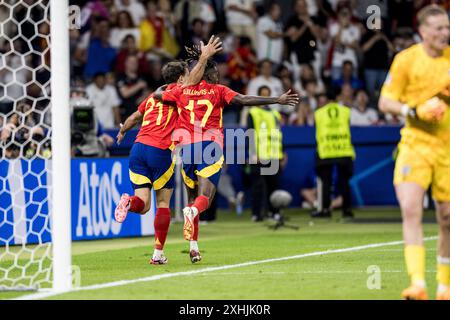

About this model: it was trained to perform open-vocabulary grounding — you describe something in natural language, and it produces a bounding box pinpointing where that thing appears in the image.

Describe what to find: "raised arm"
[182,35,223,87]
[231,90,300,107]
[116,111,143,145]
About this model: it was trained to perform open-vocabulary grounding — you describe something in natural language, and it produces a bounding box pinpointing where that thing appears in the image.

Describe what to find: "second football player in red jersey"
[155,53,299,262]
[113,37,222,265]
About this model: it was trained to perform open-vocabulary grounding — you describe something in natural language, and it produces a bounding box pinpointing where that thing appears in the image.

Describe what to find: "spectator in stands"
[1,112,22,159]
[336,83,354,107]
[84,18,117,79]
[147,59,166,91]
[284,0,320,65]
[316,24,332,77]
[390,0,416,35]
[184,18,208,49]
[17,102,41,135]
[329,6,361,81]
[158,0,178,33]
[216,55,241,126]
[109,10,140,49]
[0,105,50,159]
[86,72,121,129]
[314,0,335,26]
[0,41,31,114]
[247,59,284,97]
[18,101,51,159]
[242,59,284,126]
[255,2,284,66]
[139,0,179,61]
[225,0,258,49]
[114,34,150,76]
[116,55,147,122]
[331,60,363,91]
[227,36,258,89]
[361,24,393,104]
[289,81,318,126]
[295,63,325,96]
[174,0,216,42]
[80,0,114,29]
[279,75,298,123]
[70,28,83,79]
[350,90,379,126]
[114,0,146,26]
[392,27,416,54]
[302,80,319,111]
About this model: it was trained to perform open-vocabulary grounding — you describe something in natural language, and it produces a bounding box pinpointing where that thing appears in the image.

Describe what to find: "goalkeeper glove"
[401,97,447,123]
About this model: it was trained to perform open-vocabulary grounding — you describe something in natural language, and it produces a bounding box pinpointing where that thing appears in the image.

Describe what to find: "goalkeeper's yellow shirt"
[381,43,450,144]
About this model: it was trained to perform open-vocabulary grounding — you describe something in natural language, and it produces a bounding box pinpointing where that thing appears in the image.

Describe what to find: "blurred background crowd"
[1,0,450,159]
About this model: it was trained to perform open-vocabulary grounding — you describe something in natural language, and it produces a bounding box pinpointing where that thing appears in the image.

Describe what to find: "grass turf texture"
[0,208,441,300]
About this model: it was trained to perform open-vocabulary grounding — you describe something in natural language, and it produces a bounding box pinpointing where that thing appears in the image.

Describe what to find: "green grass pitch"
[0,208,441,300]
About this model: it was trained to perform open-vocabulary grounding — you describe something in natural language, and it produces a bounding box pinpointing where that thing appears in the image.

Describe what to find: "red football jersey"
[162,80,238,147]
[135,83,178,149]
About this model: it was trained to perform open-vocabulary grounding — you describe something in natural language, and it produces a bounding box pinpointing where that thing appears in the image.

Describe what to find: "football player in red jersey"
[154,51,299,263]
[114,36,222,265]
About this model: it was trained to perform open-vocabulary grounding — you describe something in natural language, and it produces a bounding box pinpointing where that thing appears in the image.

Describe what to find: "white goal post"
[50,0,72,292]
[0,0,71,292]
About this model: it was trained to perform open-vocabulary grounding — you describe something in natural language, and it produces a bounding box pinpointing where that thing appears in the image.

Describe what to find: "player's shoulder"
[166,83,179,90]
[393,43,422,62]
[196,80,225,92]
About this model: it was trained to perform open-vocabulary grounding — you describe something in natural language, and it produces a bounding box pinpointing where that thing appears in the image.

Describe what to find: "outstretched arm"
[116,111,143,145]
[182,36,222,87]
[231,90,300,107]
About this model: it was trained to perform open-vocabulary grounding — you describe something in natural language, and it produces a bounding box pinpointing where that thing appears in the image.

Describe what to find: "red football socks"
[129,196,145,213]
[154,208,171,250]
[192,195,209,214]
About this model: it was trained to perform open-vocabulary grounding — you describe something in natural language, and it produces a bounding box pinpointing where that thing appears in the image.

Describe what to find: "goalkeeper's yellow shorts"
[394,131,450,201]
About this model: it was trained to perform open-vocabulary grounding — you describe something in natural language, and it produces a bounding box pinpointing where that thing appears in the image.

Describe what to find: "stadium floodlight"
[0,0,72,292]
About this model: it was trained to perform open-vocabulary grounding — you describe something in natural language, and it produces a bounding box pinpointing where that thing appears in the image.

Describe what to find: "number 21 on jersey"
[142,97,173,127]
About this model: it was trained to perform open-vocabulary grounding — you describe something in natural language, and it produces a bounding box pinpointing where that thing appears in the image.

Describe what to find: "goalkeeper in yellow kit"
[379,4,450,300]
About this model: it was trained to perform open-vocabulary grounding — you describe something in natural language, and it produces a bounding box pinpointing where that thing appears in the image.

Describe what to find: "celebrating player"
[378,5,450,300]
[114,36,222,265]
[154,50,299,263]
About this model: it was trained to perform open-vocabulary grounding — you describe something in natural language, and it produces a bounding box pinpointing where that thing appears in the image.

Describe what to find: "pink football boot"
[115,193,131,223]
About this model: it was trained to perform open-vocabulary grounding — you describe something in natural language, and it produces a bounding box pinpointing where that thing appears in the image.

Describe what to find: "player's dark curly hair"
[185,44,219,84]
[161,61,188,84]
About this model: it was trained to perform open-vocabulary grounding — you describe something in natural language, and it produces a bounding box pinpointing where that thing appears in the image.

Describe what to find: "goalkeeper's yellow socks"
[405,245,426,287]
[437,256,450,293]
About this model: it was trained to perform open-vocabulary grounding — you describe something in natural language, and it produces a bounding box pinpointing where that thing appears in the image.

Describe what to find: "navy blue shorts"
[180,141,223,189]
[129,143,175,190]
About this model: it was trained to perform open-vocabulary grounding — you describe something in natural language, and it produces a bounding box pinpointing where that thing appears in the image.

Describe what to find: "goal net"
[0,0,71,292]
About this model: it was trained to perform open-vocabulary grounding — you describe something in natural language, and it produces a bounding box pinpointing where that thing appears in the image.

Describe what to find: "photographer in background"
[0,102,51,159]
[70,87,114,157]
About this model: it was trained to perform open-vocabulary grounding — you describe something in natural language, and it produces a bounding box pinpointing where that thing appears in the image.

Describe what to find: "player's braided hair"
[184,44,217,73]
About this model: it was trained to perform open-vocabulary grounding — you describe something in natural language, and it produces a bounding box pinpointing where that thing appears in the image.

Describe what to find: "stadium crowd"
[1,0,450,159]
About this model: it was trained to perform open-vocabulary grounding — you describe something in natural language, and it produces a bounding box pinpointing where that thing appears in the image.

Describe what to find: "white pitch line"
[15,236,437,300]
[190,270,438,275]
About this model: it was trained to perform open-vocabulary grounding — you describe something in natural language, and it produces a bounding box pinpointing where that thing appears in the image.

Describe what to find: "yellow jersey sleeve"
[380,52,409,102]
